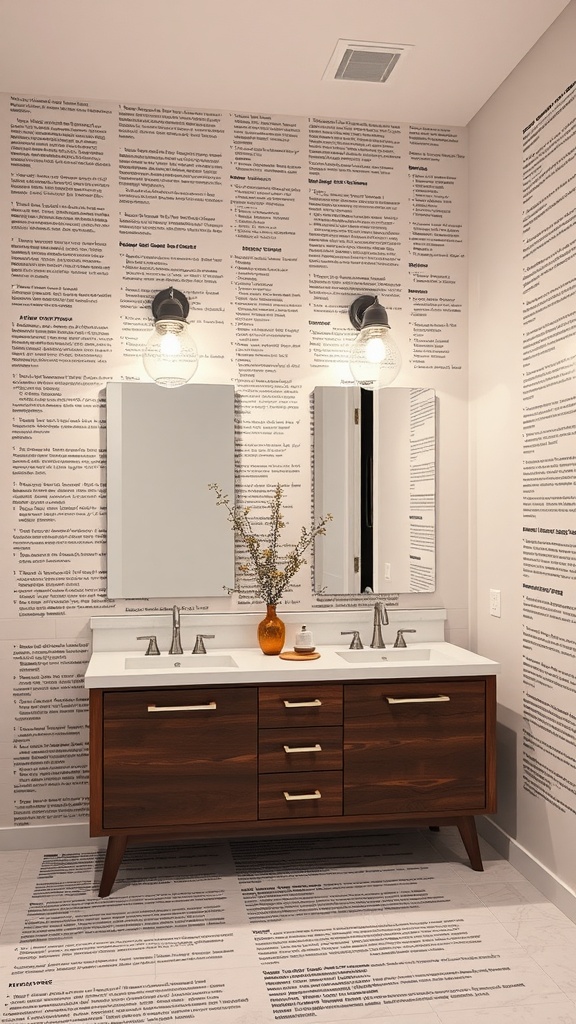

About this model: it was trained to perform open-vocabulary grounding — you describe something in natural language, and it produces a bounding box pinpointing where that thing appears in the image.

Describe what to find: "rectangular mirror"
[106,382,235,598]
[313,386,436,595]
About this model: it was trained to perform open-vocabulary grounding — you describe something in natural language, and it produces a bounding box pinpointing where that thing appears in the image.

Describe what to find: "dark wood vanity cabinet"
[90,675,496,896]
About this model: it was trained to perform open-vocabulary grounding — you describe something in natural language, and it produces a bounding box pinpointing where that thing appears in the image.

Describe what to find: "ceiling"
[0,0,571,125]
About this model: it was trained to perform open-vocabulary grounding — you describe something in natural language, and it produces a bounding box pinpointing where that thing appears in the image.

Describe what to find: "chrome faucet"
[169,605,183,655]
[370,601,389,648]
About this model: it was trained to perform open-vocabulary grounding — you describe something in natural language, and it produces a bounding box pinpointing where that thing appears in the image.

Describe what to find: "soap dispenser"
[294,625,315,654]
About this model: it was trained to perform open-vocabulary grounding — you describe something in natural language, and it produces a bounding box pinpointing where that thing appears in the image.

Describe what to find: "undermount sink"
[337,647,432,664]
[124,654,238,670]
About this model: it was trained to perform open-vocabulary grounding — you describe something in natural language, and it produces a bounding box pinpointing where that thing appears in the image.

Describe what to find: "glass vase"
[258,604,285,655]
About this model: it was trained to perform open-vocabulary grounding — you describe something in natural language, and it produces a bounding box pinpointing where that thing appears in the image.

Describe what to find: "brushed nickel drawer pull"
[283,699,322,708]
[147,702,217,712]
[283,790,322,801]
[385,695,450,705]
[283,744,323,753]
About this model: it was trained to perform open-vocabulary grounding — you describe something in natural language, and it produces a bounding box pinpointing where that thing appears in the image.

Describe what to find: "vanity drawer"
[259,771,342,819]
[103,687,255,720]
[258,684,342,727]
[258,727,343,773]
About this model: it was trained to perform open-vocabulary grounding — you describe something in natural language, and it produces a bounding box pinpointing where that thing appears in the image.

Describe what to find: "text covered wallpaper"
[520,81,576,883]
[468,57,576,901]
[0,93,468,836]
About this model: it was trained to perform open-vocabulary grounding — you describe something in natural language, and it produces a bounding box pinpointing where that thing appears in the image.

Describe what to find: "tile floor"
[1,827,576,1023]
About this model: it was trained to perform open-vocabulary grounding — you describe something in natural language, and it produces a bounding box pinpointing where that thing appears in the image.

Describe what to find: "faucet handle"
[137,635,160,656]
[192,634,215,654]
[341,630,364,650]
[393,629,416,649]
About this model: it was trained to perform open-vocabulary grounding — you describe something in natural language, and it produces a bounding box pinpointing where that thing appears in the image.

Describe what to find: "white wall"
[469,0,576,915]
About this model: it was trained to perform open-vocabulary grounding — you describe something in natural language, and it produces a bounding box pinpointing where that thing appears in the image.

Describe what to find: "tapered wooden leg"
[98,835,128,897]
[457,816,483,871]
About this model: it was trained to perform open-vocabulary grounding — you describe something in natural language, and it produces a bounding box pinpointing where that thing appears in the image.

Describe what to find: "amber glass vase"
[258,604,285,655]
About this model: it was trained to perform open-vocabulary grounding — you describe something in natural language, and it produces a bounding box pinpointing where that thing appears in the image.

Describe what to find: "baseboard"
[478,817,576,926]
[0,823,105,851]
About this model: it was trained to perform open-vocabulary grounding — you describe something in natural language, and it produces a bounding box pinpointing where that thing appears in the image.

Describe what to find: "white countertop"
[84,641,499,688]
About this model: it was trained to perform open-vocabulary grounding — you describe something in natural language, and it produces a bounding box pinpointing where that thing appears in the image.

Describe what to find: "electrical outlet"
[489,589,501,617]
[384,562,391,580]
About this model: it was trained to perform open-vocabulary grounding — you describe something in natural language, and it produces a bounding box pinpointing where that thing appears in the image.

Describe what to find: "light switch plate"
[489,589,501,617]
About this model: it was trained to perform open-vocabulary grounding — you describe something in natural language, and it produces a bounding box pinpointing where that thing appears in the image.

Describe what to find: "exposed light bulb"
[158,325,184,358]
[349,323,401,390]
[142,289,199,388]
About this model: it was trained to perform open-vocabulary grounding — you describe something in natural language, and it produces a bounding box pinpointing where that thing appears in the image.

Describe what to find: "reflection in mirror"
[313,386,436,595]
[106,382,235,598]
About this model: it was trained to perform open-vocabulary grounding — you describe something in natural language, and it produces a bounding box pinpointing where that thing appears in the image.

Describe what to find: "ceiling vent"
[323,39,413,84]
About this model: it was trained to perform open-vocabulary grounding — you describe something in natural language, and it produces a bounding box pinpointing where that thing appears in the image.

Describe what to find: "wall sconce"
[348,295,401,389]
[142,287,199,388]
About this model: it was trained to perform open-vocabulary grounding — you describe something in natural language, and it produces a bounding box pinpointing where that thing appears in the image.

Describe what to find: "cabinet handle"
[283,744,322,753]
[283,699,322,708]
[385,695,450,704]
[283,790,322,801]
[147,702,217,712]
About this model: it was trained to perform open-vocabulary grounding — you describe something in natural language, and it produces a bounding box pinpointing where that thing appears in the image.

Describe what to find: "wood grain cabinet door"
[344,680,487,815]
[102,687,257,829]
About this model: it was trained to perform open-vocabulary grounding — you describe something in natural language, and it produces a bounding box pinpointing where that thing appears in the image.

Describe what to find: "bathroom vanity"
[86,612,498,897]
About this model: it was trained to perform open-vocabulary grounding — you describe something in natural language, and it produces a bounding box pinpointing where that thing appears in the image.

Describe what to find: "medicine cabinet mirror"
[106,382,235,598]
[313,386,436,595]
